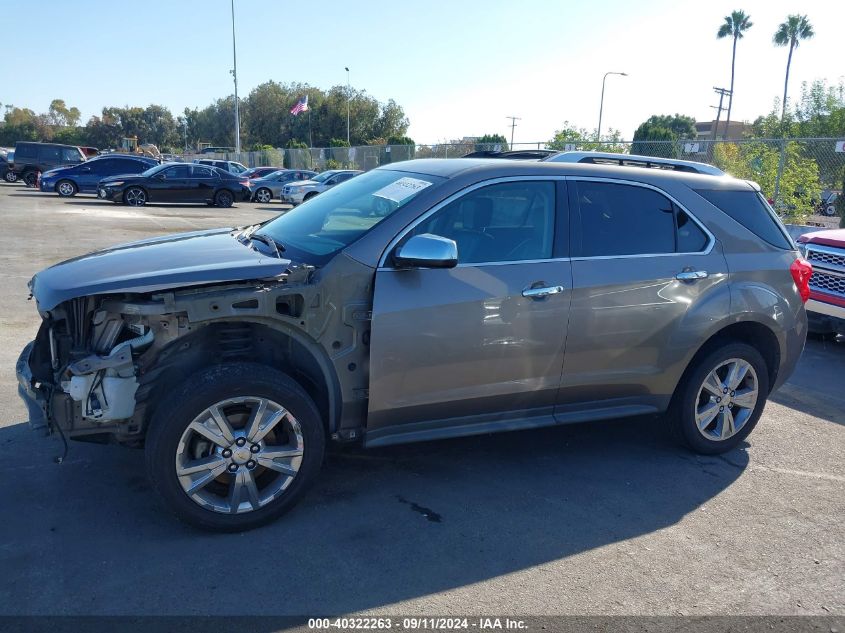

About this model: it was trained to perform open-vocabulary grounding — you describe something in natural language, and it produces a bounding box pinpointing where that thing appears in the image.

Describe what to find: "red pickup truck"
[797,228,845,336]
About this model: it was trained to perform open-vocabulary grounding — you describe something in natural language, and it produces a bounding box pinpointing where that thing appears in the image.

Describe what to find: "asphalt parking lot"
[0,183,842,617]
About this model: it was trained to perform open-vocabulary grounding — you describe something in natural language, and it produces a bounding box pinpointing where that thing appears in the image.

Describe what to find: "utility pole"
[506,116,521,148]
[710,87,731,141]
[230,0,241,154]
[345,67,351,145]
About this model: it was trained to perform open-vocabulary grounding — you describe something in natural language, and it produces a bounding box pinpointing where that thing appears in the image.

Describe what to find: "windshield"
[310,171,335,183]
[140,163,168,177]
[257,169,442,265]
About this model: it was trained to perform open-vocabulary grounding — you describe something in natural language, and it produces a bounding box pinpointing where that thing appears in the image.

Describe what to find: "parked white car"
[280,169,362,205]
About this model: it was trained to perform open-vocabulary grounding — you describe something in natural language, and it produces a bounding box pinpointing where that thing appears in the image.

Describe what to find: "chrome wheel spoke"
[696,402,719,431]
[247,407,287,444]
[207,404,236,443]
[256,448,300,476]
[227,469,261,513]
[719,408,736,439]
[726,361,750,390]
[179,457,228,495]
[732,387,758,409]
[702,371,725,397]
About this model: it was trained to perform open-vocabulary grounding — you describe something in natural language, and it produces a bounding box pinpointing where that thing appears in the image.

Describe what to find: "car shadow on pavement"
[0,414,748,615]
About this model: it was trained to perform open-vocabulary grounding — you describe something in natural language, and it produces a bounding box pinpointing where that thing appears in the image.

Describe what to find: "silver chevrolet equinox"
[16,159,811,531]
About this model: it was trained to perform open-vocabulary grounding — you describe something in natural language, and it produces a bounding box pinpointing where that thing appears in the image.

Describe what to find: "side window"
[162,165,189,179]
[412,180,556,264]
[574,182,703,257]
[335,173,353,183]
[40,146,62,162]
[62,147,81,162]
[90,159,112,174]
[191,165,214,178]
[16,144,37,159]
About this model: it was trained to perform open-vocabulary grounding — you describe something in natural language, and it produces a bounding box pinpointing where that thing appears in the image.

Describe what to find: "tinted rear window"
[694,189,792,250]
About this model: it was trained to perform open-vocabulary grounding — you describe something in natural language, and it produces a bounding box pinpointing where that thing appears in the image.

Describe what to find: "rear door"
[368,178,572,444]
[190,164,218,201]
[557,178,729,418]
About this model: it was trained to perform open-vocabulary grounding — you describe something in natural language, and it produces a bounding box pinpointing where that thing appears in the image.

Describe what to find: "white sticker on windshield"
[372,177,432,203]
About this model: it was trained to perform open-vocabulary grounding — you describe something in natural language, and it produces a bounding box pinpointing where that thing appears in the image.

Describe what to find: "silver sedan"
[248,169,317,203]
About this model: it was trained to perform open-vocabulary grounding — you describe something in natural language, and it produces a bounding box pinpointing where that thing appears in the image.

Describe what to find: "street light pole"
[597,71,627,141]
[230,0,241,154]
[345,67,350,145]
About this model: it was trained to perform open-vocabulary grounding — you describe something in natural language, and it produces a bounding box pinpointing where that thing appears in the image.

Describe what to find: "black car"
[13,142,87,186]
[0,151,14,183]
[97,163,250,208]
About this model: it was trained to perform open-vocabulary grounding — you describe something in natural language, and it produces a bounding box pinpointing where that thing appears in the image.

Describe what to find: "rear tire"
[56,180,77,197]
[215,189,234,208]
[23,171,37,187]
[668,342,769,454]
[4,171,16,183]
[255,188,272,203]
[145,363,325,532]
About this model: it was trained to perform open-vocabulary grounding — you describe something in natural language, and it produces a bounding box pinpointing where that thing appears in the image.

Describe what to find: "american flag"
[290,95,308,116]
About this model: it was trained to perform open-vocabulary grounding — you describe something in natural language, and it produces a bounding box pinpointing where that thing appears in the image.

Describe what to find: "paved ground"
[0,184,842,616]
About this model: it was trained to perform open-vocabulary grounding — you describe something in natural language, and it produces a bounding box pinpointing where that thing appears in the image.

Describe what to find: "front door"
[368,179,571,444]
[557,178,730,417]
[148,164,191,202]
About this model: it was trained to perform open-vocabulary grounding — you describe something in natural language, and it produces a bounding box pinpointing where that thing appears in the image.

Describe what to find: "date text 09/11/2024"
[307,617,528,630]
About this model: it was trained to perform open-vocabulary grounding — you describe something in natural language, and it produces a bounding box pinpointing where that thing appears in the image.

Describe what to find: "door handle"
[675,270,708,281]
[522,284,565,298]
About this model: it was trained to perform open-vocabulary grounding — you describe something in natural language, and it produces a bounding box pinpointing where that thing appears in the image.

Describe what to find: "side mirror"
[394,234,458,269]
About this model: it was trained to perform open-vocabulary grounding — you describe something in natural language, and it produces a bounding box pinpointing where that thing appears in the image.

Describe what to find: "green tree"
[713,141,821,220]
[773,14,814,120]
[475,133,508,151]
[631,114,696,157]
[547,123,625,152]
[717,10,753,139]
[47,99,81,127]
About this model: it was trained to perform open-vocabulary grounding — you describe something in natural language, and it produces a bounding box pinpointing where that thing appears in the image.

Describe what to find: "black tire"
[215,189,234,208]
[303,191,318,201]
[23,171,37,187]
[4,170,16,183]
[145,363,325,532]
[124,186,147,207]
[56,179,77,197]
[668,342,769,454]
[254,188,272,203]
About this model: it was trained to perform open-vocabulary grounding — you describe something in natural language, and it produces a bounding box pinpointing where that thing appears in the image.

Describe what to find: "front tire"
[215,189,234,208]
[255,188,272,203]
[124,186,147,206]
[303,191,318,202]
[145,363,325,531]
[56,180,77,197]
[669,342,769,454]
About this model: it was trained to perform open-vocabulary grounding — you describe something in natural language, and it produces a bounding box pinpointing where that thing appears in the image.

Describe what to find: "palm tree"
[773,14,815,120]
[716,10,753,139]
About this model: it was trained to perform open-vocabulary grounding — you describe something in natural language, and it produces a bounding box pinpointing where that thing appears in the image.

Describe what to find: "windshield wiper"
[248,232,286,258]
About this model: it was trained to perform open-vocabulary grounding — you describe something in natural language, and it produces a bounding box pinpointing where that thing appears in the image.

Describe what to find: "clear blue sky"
[0,0,842,144]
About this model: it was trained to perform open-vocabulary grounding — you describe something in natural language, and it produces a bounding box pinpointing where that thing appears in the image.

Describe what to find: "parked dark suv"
[16,159,810,531]
[13,142,86,186]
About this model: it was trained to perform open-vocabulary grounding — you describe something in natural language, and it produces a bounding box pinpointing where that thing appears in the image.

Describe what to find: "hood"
[42,166,76,178]
[30,228,293,311]
[287,179,318,188]
[797,228,845,248]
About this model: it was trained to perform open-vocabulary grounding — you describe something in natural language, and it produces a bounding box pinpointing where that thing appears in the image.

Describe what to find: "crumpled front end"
[16,296,155,444]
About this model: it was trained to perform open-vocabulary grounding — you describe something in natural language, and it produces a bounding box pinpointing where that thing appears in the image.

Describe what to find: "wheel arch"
[136,318,342,440]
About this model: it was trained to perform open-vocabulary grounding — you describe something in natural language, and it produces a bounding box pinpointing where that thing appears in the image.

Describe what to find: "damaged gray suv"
[17,159,811,531]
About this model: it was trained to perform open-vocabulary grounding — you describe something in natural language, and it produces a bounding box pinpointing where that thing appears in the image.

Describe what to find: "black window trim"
[378,175,569,270]
[568,177,714,260]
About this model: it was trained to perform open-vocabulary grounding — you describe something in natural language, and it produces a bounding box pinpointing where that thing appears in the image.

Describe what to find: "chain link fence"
[187,138,844,220]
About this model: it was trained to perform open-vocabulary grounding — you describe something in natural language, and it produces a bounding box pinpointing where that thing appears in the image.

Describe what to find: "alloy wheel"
[256,189,272,203]
[175,396,304,514]
[694,358,759,441]
[57,181,75,196]
[125,187,146,206]
[4,171,15,183]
